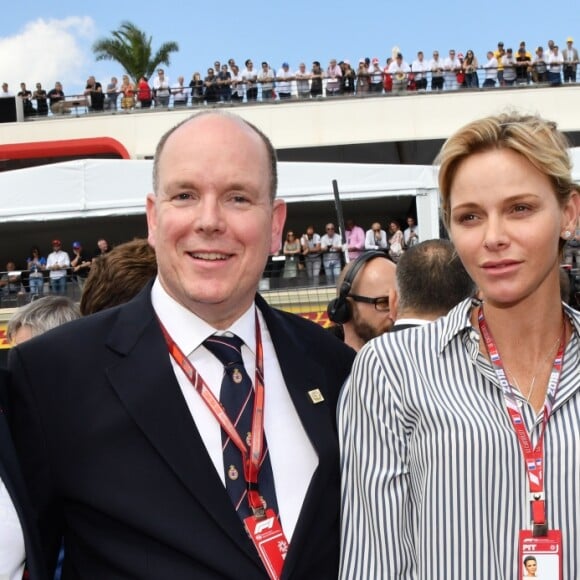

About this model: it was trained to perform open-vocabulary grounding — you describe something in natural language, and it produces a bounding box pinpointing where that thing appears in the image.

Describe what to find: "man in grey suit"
[9,112,355,579]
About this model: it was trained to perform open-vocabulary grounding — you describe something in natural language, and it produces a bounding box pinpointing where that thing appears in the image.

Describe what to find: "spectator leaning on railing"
[482,51,498,87]
[17,34,580,119]
[46,239,70,295]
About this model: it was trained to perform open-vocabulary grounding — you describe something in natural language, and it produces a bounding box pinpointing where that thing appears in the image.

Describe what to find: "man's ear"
[270,199,287,254]
[146,193,157,249]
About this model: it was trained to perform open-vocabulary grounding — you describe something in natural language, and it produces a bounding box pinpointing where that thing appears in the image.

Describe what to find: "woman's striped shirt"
[339,298,580,579]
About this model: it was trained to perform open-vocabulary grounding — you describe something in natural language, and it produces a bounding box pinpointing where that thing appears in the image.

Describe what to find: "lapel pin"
[308,389,325,404]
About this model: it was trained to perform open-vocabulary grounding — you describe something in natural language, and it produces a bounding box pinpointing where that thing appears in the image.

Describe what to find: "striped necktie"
[203,334,278,519]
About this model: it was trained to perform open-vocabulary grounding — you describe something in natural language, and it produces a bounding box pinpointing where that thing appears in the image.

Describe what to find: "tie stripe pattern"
[204,334,278,519]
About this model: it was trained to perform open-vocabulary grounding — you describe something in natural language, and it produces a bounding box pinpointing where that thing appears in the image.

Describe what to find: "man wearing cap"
[70,241,92,291]
[494,41,506,85]
[46,240,70,295]
[369,58,383,92]
[515,46,532,85]
[388,53,411,93]
[562,37,578,82]
[517,41,533,83]
[276,62,293,99]
[532,46,548,83]
[501,48,517,85]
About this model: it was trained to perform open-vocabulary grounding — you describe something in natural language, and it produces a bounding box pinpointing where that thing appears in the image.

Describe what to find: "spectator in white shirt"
[482,51,498,87]
[0,82,14,97]
[171,76,188,107]
[547,45,563,85]
[153,69,171,107]
[276,62,293,99]
[364,222,388,251]
[443,49,462,90]
[411,51,430,91]
[388,53,411,93]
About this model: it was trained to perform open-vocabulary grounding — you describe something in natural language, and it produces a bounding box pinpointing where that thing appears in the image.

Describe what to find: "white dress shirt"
[0,477,25,580]
[411,58,430,80]
[151,279,317,541]
[364,228,387,250]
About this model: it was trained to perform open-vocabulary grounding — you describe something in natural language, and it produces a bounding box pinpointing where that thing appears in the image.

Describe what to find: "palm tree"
[92,21,179,83]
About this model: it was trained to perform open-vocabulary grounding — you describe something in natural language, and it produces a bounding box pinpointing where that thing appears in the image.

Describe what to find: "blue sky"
[0,0,576,97]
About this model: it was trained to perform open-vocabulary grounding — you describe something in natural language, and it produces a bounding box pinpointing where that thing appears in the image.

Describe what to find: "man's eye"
[175,193,192,200]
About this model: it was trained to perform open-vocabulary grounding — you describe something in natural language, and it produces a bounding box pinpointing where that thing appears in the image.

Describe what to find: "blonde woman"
[339,113,580,579]
[120,75,135,110]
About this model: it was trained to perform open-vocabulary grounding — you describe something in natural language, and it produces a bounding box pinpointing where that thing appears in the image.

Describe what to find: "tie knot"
[204,334,244,367]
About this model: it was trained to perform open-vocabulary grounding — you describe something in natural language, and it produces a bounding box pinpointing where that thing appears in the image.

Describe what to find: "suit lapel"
[256,297,339,573]
[104,289,260,562]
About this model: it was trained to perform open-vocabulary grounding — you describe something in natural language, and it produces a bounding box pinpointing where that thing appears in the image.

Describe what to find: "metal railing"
[0,270,84,308]
[16,64,579,121]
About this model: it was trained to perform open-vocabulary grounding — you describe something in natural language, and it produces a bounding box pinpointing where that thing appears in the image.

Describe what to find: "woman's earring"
[563,230,572,239]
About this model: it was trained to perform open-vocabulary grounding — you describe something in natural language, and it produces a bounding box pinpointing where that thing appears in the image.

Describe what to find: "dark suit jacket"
[0,369,47,580]
[8,286,355,579]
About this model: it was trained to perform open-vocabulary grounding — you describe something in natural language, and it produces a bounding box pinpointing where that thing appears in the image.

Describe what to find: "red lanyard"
[159,311,268,518]
[478,308,566,535]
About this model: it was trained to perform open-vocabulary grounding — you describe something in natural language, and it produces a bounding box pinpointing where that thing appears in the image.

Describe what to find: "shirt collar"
[394,318,431,327]
[437,297,480,357]
[564,302,580,337]
[437,299,580,358]
[151,277,256,357]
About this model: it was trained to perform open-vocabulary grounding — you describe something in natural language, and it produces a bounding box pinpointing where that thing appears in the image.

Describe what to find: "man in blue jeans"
[46,239,70,295]
[321,223,343,285]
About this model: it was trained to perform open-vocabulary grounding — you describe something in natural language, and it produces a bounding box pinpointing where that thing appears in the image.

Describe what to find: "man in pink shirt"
[345,219,365,261]
[326,58,342,96]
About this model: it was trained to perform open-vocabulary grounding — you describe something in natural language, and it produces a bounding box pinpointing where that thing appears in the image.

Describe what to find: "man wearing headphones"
[327,252,397,351]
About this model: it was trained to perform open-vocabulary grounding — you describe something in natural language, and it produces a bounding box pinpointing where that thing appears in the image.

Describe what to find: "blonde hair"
[436,112,576,230]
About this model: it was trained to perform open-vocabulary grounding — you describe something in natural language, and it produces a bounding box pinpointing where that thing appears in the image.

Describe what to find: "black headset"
[327,251,388,324]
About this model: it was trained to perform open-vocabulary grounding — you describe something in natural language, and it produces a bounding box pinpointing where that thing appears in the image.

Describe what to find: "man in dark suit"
[8,111,355,579]
[0,368,47,580]
[391,239,476,331]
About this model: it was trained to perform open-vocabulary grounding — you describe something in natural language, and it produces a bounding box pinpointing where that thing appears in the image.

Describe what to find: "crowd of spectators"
[1,217,418,306]
[3,215,578,306]
[0,237,112,307]
[267,216,420,287]
[1,36,578,117]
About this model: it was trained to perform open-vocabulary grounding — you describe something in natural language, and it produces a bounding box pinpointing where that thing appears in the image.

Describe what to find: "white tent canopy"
[2,146,580,220]
[0,158,442,239]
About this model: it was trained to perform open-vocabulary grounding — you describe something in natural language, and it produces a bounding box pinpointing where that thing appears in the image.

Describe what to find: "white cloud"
[0,17,95,96]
